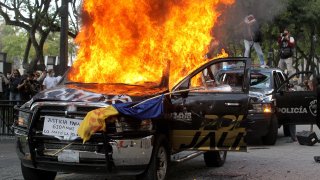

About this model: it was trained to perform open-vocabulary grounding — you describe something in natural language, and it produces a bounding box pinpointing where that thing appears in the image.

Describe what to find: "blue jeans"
[9,91,21,105]
[244,40,265,65]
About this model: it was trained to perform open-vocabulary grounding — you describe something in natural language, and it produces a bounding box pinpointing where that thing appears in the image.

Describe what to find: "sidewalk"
[0,135,15,143]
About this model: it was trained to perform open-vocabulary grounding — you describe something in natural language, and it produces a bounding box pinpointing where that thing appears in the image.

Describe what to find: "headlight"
[115,117,153,132]
[249,103,273,113]
[16,111,32,128]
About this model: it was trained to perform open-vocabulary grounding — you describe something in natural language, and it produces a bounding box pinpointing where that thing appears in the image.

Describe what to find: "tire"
[283,124,291,137]
[203,151,227,167]
[262,116,278,145]
[137,135,169,180]
[21,163,57,180]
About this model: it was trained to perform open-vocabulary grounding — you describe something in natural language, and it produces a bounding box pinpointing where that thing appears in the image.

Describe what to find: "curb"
[0,135,15,143]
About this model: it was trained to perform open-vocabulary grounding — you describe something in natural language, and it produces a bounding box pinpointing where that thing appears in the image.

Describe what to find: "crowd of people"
[0,69,61,102]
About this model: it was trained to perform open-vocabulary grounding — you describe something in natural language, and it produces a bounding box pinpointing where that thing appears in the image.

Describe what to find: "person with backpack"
[278,28,295,76]
[277,28,297,143]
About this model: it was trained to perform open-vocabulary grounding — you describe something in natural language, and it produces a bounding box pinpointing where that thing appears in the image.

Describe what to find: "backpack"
[280,46,293,59]
[280,37,294,59]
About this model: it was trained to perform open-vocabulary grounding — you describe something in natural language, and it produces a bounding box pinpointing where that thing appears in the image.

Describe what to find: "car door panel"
[275,72,317,125]
[169,58,250,152]
[276,91,316,125]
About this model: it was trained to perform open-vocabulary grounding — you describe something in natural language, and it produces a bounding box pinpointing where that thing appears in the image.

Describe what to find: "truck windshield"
[250,72,271,89]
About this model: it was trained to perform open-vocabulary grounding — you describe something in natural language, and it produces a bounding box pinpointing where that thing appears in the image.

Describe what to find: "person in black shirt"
[18,73,40,101]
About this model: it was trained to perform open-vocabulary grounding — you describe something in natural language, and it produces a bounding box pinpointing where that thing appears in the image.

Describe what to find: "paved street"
[1,125,320,180]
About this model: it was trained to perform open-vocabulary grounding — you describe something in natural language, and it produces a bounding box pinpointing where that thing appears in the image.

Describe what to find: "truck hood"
[32,83,168,103]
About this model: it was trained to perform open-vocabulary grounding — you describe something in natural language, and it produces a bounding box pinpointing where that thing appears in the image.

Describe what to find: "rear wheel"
[137,135,169,180]
[262,116,278,145]
[21,163,57,180]
[203,151,227,167]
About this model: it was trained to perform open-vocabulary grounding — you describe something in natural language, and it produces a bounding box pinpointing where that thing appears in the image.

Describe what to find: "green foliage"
[0,24,77,63]
[268,0,320,72]
[0,25,35,62]
[223,0,320,71]
[44,33,60,56]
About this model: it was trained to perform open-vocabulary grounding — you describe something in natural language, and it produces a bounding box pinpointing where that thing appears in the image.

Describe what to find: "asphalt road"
[1,125,320,180]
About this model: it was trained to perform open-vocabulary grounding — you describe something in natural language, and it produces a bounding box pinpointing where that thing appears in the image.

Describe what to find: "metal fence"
[0,101,24,136]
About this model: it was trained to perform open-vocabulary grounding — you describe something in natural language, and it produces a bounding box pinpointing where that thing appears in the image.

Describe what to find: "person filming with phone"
[278,28,295,76]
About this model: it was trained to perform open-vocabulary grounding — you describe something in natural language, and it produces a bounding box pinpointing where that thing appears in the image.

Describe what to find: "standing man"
[18,73,40,100]
[42,69,59,89]
[243,14,265,66]
[8,69,22,102]
[278,28,295,76]
[278,28,296,142]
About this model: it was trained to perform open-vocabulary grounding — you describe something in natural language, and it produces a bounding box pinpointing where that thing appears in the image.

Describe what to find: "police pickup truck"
[12,57,317,180]
[216,66,317,145]
[274,71,317,135]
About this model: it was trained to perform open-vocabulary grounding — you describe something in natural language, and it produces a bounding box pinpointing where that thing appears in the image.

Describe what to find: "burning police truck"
[11,0,271,179]
[13,57,252,180]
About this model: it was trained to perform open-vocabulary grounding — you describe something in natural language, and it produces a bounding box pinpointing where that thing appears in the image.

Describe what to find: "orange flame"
[69,0,234,90]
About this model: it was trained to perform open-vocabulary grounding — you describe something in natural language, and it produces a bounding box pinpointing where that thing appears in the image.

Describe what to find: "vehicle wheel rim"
[156,146,167,180]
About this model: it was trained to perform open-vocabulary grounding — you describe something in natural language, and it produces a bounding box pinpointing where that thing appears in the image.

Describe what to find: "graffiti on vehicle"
[171,114,246,151]
[172,130,246,151]
[201,114,244,130]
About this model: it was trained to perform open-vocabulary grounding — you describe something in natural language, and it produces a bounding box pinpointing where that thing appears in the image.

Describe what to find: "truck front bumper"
[16,133,154,175]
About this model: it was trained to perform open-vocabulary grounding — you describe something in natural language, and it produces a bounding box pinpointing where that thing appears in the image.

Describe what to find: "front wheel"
[203,151,227,167]
[137,135,169,180]
[262,115,278,145]
[21,163,57,180]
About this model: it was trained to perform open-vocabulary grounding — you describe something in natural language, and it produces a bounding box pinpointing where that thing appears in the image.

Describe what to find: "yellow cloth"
[77,105,119,143]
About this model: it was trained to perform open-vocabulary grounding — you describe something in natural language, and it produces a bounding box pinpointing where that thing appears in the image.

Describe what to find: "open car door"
[169,58,251,152]
[275,72,317,126]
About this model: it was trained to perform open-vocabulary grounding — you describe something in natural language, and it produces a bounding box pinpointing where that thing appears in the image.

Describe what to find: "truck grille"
[31,102,115,133]
[28,102,115,159]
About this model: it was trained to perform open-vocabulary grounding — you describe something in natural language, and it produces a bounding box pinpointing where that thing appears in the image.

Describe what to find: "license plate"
[43,116,81,138]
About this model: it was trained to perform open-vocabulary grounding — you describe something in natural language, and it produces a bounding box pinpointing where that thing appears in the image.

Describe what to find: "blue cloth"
[113,95,164,120]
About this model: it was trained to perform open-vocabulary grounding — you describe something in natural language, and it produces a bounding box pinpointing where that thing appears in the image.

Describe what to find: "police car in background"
[215,66,317,145]
[275,71,317,134]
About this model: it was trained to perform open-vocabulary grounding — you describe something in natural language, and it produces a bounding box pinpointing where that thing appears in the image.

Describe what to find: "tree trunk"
[22,37,32,69]
[306,27,315,73]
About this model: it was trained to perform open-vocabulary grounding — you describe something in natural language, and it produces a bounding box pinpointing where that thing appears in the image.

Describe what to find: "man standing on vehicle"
[243,14,265,66]
[278,28,296,142]
[278,28,295,75]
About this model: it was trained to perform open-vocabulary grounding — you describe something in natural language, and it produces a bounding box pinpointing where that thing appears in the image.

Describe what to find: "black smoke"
[207,0,287,56]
